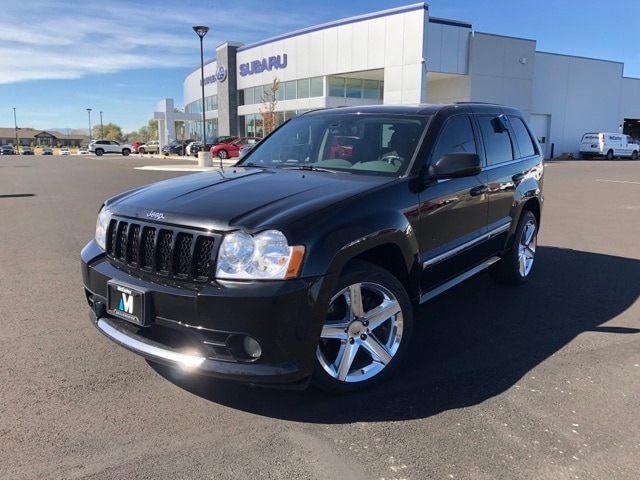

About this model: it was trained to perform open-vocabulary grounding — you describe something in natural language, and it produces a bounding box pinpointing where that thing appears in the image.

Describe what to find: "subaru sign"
[239,54,288,77]
[200,65,227,86]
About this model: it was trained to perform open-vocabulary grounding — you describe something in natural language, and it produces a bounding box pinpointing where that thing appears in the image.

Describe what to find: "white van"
[579,132,639,159]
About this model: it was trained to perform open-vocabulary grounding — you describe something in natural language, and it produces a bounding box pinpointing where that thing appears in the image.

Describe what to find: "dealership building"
[152,2,640,158]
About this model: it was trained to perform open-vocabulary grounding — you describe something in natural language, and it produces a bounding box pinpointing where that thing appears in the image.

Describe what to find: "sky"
[1,0,639,134]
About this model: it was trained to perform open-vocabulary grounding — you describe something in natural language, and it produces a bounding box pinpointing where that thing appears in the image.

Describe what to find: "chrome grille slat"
[106,217,218,283]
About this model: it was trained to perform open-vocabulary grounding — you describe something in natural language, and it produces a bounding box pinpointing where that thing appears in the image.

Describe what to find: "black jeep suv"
[81,103,544,392]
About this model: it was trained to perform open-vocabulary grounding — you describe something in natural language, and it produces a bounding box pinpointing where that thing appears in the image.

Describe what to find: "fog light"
[242,336,262,359]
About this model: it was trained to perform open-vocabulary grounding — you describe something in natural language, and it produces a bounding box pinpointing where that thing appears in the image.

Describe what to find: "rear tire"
[139,147,146,154]
[606,149,614,160]
[632,150,638,160]
[490,210,538,285]
[95,149,104,156]
[313,261,413,393]
[218,149,229,159]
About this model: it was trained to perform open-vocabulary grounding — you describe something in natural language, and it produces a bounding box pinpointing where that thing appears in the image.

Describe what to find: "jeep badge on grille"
[146,210,165,220]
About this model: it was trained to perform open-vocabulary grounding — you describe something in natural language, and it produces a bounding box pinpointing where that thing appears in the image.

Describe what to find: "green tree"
[93,123,124,142]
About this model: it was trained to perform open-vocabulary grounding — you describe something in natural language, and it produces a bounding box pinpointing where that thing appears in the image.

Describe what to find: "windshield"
[237,112,429,176]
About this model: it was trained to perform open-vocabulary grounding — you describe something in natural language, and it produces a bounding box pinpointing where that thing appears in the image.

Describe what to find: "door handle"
[512,173,525,184]
[470,185,488,196]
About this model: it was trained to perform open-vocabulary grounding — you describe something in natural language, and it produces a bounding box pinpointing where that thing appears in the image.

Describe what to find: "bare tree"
[259,78,280,136]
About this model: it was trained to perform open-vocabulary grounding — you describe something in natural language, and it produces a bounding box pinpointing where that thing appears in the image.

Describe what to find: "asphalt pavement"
[0,155,638,479]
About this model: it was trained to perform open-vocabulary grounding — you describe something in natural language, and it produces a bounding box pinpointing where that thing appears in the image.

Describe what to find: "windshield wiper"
[281,165,344,173]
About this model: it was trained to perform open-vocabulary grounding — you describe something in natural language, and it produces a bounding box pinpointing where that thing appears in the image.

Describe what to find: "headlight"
[216,230,305,280]
[95,207,112,250]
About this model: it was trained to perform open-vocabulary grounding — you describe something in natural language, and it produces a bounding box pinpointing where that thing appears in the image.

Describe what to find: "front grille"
[106,218,220,282]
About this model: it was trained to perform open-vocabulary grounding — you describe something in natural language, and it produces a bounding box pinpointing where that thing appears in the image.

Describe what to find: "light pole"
[193,25,211,166]
[12,107,19,155]
[100,111,104,139]
[86,108,92,143]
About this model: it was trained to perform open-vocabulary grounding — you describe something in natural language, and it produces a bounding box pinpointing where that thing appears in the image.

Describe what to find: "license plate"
[107,281,148,326]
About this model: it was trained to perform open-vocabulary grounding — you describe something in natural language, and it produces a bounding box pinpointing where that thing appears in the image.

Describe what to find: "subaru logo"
[146,210,165,220]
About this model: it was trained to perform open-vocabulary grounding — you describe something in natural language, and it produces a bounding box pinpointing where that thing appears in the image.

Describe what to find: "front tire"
[491,210,538,285]
[122,149,130,156]
[313,261,413,393]
[139,147,146,154]
[217,149,229,159]
[632,150,638,160]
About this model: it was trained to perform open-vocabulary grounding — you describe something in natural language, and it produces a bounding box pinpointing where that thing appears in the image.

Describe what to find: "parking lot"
[0,155,638,479]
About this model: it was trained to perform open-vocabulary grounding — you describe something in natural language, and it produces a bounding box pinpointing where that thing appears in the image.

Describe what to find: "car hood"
[106,167,393,231]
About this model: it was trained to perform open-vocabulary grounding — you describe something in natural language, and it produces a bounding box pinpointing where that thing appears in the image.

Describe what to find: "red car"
[131,141,145,153]
[329,135,359,159]
[210,137,262,159]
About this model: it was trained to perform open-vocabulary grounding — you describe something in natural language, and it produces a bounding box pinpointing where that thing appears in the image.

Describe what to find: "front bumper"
[81,241,330,388]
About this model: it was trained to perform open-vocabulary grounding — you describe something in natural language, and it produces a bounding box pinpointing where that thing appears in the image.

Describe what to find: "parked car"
[138,141,159,154]
[59,148,71,155]
[185,141,202,156]
[20,147,34,155]
[41,148,54,155]
[237,144,252,160]
[579,132,639,159]
[329,135,359,159]
[210,136,262,159]
[161,139,195,156]
[238,142,259,160]
[131,141,145,153]
[1,145,15,155]
[81,103,544,392]
[89,140,133,156]
[78,149,90,155]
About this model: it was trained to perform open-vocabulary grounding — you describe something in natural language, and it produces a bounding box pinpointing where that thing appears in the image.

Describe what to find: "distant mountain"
[48,127,89,135]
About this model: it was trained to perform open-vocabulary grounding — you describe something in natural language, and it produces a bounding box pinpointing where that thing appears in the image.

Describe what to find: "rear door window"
[477,116,515,166]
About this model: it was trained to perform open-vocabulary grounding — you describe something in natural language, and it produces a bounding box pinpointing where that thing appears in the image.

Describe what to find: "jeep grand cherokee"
[81,103,544,392]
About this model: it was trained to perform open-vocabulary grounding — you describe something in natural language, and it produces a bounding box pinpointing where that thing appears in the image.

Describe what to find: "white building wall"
[619,77,640,121]
[183,59,219,120]
[426,20,470,75]
[468,32,536,116]
[426,75,470,103]
[184,4,432,115]
[532,52,624,156]
[176,3,640,159]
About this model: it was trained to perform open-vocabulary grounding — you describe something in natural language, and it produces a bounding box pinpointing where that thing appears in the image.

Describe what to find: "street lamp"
[86,108,92,143]
[193,25,210,166]
[12,107,19,155]
[100,111,104,139]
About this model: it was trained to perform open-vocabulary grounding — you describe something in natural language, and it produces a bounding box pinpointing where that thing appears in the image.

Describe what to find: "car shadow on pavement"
[149,246,640,423]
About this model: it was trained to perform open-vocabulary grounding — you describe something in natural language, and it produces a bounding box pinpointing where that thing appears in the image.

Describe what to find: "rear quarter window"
[510,117,538,158]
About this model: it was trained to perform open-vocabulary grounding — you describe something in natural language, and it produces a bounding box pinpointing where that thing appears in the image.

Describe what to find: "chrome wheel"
[317,281,404,384]
[490,210,538,285]
[517,219,537,277]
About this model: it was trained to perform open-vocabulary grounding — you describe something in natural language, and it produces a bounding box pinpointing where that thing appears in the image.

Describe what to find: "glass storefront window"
[328,77,345,97]
[310,77,323,97]
[363,79,379,99]
[284,80,296,100]
[346,78,362,98]
[297,79,310,98]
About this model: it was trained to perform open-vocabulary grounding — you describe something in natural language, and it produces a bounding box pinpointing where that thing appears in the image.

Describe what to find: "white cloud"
[0,0,323,84]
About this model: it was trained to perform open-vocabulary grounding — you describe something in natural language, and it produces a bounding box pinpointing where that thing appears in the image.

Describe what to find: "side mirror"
[426,153,482,180]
